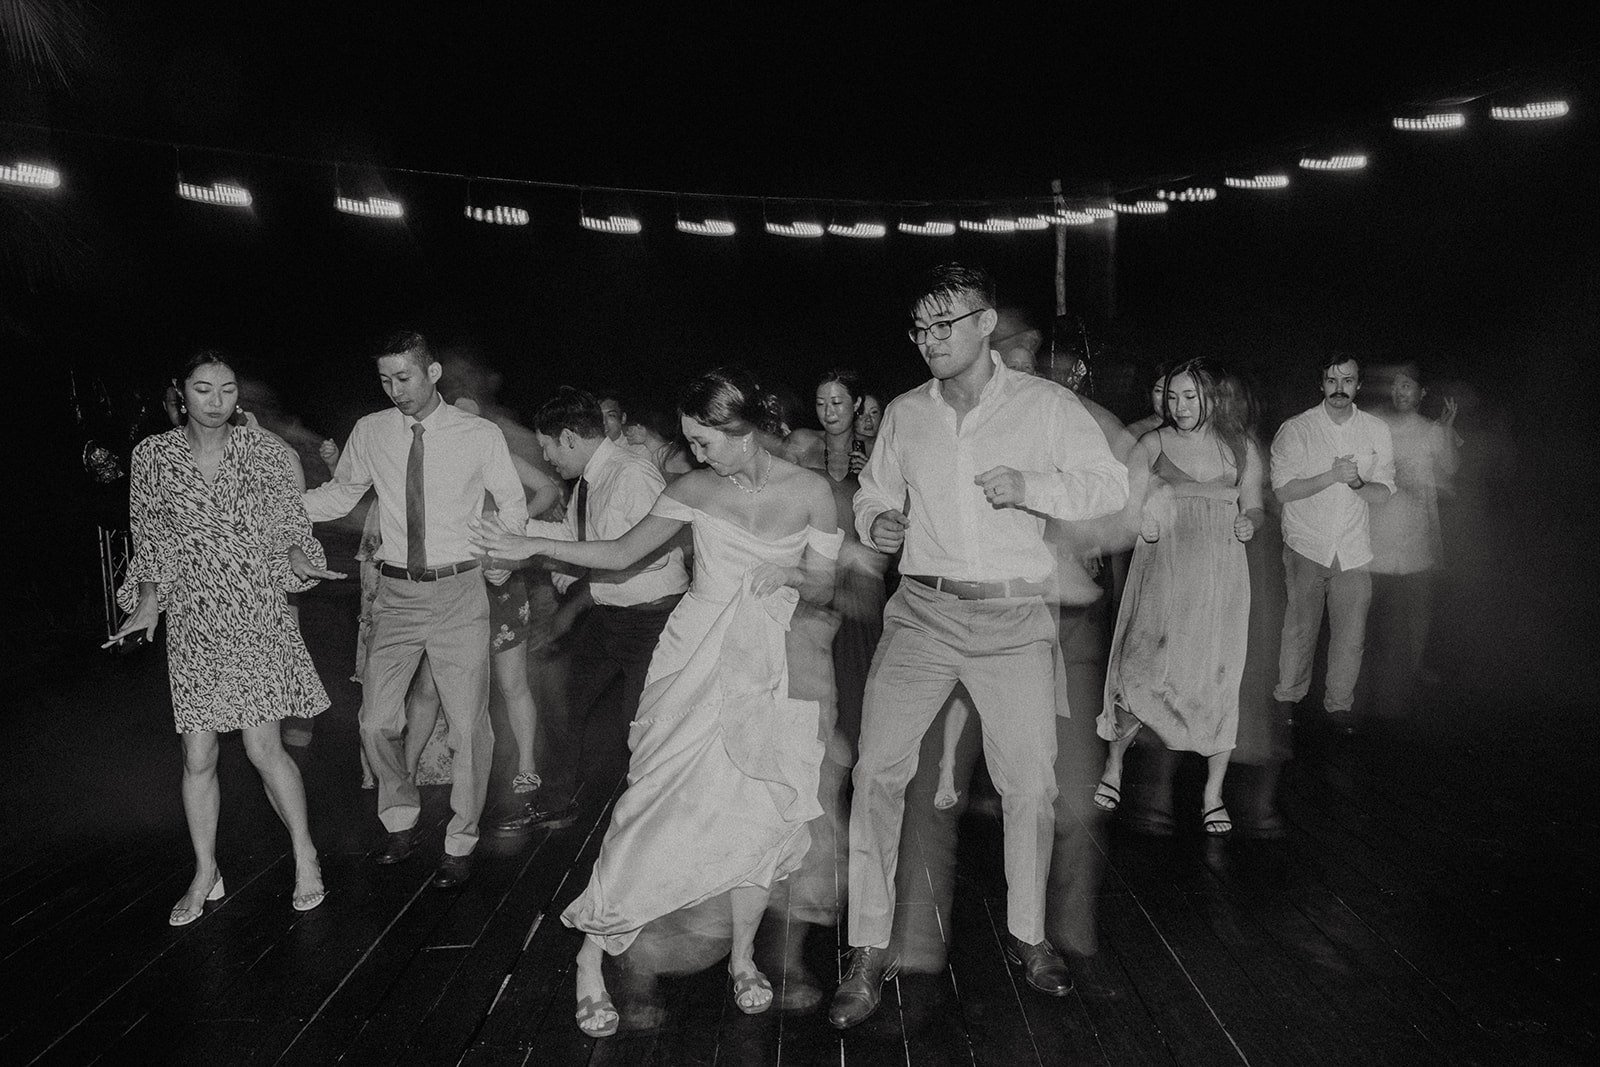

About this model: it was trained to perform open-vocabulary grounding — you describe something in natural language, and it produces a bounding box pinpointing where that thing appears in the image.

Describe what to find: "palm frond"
[0,0,91,86]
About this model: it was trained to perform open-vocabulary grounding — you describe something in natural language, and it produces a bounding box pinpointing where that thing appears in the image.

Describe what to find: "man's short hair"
[908,262,996,317]
[1319,351,1362,380]
[535,387,607,440]
[374,329,435,370]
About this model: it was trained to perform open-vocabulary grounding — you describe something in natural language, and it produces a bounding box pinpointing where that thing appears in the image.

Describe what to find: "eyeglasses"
[907,307,987,346]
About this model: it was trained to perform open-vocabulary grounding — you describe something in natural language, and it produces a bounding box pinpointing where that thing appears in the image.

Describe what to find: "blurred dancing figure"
[854,392,883,461]
[622,403,696,478]
[303,331,527,888]
[107,350,340,924]
[1366,363,1459,719]
[1271,355,1394,734]
[503,388,691,830]
[833,264,1127,1028]
[472,368,840,1037]
[1096,359,1266,836]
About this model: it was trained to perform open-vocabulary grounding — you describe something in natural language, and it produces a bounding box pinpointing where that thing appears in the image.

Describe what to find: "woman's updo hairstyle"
[177,347,235,385]
[679,366,785,437]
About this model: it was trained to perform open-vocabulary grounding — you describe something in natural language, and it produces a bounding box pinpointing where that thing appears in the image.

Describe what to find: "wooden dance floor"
[3,572,1594,1065]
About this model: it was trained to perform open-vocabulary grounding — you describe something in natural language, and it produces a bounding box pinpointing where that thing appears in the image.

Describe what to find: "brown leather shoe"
[373,827,420,865]
[1003,934,1073,997]
[828,946,899,1029]
[430,851,473,889]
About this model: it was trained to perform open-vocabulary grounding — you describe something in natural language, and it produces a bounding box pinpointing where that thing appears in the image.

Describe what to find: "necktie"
[406,423,427,572]
[575,477,589,541]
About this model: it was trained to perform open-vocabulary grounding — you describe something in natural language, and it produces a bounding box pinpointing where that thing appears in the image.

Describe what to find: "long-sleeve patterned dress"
[117,427,330,733]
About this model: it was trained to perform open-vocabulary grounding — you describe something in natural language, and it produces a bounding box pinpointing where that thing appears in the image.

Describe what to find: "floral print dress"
[118,427,330,733]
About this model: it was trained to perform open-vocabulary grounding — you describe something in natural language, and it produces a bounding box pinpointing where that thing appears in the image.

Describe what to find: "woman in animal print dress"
[108,350,345,925]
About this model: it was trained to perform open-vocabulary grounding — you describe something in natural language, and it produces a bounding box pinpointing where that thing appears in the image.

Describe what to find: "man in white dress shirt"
[830,264,1128,1028]
[1271,355,1395,733]
[499,387,688,828]
[304,331,527,887]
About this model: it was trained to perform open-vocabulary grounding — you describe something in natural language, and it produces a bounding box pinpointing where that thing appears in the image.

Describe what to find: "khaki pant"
[848,578,1060,948]
[1274,547,1372,714]
[361,569,493,856]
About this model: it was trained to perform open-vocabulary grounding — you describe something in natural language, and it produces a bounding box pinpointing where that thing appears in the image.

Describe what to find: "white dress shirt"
[524,436,689,607]
[854,354,1129,583]
[1271,402,1396,569]
[304,400,527,568]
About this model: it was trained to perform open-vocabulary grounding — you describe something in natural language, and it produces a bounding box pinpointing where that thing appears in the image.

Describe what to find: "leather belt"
[906,574,1051,600]
[379,560,481,582]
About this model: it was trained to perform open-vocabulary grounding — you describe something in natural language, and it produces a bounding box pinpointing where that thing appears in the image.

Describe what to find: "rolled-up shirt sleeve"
[853,406,906,549]
[1270,421,1306,491]
[303,421,375,522]
[1023,392,1129,521]
[481,427,529,532]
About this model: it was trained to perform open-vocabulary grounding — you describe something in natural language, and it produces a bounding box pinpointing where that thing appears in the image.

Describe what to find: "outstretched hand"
[468,516,544,561]
[289,545,346,581]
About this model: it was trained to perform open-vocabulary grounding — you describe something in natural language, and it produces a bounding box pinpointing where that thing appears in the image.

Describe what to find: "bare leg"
[174,731,223,920]
[1202,751,1232,834]
[242,721,323,901]
[933,697,968,811]
[1095,725,1139,811]
[494,642,540,784]
[729,884,774,1011]
[574,936,617,1035]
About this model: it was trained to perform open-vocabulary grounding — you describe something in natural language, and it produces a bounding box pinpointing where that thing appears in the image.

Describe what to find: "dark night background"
[3,2,1597,685]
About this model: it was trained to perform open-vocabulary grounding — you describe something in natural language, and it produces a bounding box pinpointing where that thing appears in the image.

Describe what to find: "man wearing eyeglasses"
[831,263,1128,1028]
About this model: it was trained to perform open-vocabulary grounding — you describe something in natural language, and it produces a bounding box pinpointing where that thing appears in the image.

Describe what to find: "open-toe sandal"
[575,993,619,1038]
[1203,804,1233,836]
[1093,780,1122,813]
[731,969,773,1015]
[169,872,224,927]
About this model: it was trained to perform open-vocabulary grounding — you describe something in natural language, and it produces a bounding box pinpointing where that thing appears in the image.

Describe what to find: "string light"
[1224,174,1290,190]
[827,222,887,238]
[1490,101,1569,121]
[1298,154,1368,171]
[897,220,956,236]
[178,180,252,207]
[675,218,736,236]
[1157,187,1217,202]
[958,218,1018,233]
[1081,207,1114,219]
[1012,215,1050,231]
[1037,210,1094,225]
[335,195,403,218]
[580,212,642,233]
[1109,199,1168,215]
[0,161,61,189]
[765,220,824,237]
[1393,113,1465,131]
[465,204,529,225]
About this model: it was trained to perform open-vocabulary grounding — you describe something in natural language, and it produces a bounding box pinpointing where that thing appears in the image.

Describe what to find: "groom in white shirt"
[831,264,1128,1028]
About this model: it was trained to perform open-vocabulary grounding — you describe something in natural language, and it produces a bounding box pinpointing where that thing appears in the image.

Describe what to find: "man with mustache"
[1270,355,1395,735]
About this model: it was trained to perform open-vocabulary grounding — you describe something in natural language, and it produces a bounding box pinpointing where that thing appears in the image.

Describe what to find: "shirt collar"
[409,398,453,431]
[583,434,622,478]
[928,350,1007,403]
[1317,400,1362,428]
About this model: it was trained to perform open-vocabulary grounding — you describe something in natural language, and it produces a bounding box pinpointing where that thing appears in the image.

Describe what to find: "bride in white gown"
[470,368,840,1038]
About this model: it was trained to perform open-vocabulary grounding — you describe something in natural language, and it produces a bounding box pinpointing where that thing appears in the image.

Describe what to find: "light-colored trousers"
[1274,547,1372,714]
[848,578,1060,948]
[361,569,493,856]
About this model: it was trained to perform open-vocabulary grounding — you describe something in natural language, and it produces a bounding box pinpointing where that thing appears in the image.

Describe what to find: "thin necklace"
[731,448,772,495]
[822,434,853,481]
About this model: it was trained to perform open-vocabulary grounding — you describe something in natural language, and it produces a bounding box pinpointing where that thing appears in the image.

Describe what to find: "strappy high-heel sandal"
[169,872,224,927]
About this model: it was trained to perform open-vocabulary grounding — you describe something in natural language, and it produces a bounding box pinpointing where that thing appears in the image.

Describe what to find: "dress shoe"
[493,791,579,832]
[374,827,421,865]
[828,946,899,1029]
[1003,934,1074,997]
[431,852,474,889]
